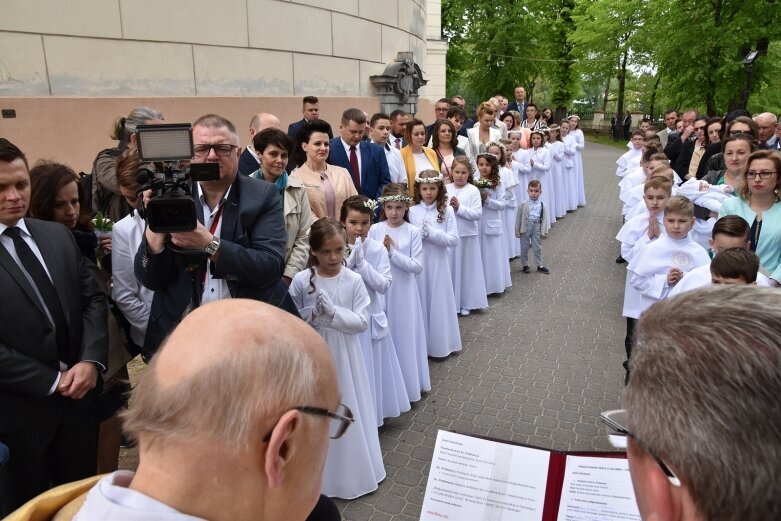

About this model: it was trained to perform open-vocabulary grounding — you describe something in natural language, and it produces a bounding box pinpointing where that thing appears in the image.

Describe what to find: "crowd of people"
[2,85,781,521]
[614,107,781,382]
[0,90,587,514]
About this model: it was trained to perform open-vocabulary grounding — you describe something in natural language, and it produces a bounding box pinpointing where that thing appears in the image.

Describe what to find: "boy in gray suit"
[515,180,551,274]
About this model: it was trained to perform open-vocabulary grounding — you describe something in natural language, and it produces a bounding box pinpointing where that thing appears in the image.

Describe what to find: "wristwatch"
[204,235,220,256]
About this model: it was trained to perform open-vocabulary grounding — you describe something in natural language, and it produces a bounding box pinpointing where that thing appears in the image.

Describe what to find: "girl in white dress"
[488,140,519,262]
[368,183,431,401]
[288,218,385,499]
[409,170,462,358]
[569,115,587,207]
[475,153,509,294]
[529,130,555,227]
[502,138,523,258]
[510,131,531,205]
[340,196,410,426]
[446,157,489,316]
[547,125,567,220]
[560,119,579,212]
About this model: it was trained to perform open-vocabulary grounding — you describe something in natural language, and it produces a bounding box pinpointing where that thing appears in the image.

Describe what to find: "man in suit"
[287,96,333,141]
[389,109,409,149]
[328,108,391,201]
[425,98,452,142]
[665,110,699,165]
[656,109,678,149]
[507,86,527,116]
[0,138,108,516]
[238,112,280,176]
[370,113,406,183]
[135,114,297,359]
[451,95,474,137]
[755,112,778,149]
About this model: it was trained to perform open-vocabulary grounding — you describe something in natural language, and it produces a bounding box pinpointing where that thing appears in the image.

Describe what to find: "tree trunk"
[648,75,661,121]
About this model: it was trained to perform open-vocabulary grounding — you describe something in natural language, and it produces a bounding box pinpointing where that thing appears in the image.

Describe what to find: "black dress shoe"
[615,255,627,264]
[522,265,530,273]
[537,266,550,274]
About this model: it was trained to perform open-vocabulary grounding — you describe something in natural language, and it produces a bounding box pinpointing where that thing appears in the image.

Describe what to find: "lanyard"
[201,202,225,286]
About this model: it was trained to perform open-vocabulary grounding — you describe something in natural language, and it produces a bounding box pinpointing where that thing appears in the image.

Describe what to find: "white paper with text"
[420,430,550,521]
[555,455,641,521]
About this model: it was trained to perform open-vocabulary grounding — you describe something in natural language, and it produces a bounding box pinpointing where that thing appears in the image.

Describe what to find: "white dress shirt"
[197,183,231,305]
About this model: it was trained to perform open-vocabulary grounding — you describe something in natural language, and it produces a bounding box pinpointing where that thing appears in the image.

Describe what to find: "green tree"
[648,0,781,114]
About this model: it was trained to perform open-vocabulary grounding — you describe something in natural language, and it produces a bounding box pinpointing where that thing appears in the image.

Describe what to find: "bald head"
[124,299,337,448]
[250,112,281,136]
[755,112,778,142]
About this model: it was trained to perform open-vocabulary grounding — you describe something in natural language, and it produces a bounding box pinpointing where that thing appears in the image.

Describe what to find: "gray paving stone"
[335,142,628,519]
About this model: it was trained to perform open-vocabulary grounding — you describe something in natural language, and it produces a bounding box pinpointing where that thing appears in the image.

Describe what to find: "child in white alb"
[409,170,462,358]
[446,157,488,316]
[515,180,550,274]
[475,153,509,294]
[341,196,410,425]
[288,218,385,499]
[368,184,431,401]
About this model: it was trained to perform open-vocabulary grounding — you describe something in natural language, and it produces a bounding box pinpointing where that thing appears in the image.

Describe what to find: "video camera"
[135,124,219,233]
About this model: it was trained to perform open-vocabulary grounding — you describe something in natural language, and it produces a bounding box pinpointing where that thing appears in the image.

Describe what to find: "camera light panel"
[136,124,193,162]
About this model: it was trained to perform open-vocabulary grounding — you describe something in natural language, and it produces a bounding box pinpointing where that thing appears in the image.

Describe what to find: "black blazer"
[287,119,333,140]
[327,138,392,200]
[507,101,526,116]
[0,219,108,430]
[238,147,260,177]
[135,174,298,357]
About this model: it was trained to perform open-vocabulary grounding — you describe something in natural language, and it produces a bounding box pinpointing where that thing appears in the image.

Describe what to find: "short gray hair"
[123,335,319,450]
[111,106,164,144]
[626,286,781,521]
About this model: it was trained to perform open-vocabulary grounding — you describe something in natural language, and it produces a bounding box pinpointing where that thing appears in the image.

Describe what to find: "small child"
[528,129,553,226]
[616,130,644,178]
[710,247,760,285]
[488,140,519,263]
[446,157,489,316]
[510,131,531,204]
[515,180,551,274]
[368,183,431,401]
[409,170,462,358]
[628,195,710,310]
[617,176,673,376]
[670,215,772,295]
[340,195,410,425]
[559,119,579,212]
[475,153,510,294]
[288,218,385,499]
[547,124,567,220]
[624,165,678,220]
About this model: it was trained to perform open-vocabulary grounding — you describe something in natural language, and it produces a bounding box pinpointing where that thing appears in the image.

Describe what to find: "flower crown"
[485,140,506,156]
[378,194,413,204]
[415,172,444,183]
[363,199,378,212]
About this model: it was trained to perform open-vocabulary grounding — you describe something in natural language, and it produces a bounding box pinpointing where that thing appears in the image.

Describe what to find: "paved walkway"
[334,141,628,520]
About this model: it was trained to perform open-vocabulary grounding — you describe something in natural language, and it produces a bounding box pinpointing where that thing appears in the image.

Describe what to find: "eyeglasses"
[193,144,238,157]
[745,170,777,179]
[262,403,354,442]
[693,126,706,131]
[600,409,681,487]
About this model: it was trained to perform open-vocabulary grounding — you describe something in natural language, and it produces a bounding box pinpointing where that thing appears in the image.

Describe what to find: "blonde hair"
[663,195,694,217]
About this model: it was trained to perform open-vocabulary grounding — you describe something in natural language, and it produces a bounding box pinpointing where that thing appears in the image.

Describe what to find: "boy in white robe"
[617,176,673,382]
[616,131,644,178]
[628,195,710,314]
[670,215,772,296]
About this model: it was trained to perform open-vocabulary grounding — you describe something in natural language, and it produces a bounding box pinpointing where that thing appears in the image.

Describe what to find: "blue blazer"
[238,147,259,177]
[327,138,391,200]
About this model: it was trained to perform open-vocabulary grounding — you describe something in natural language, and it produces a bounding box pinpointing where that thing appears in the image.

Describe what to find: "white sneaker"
[459,308,471,316]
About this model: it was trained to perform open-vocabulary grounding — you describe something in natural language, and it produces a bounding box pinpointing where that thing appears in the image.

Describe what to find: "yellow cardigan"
[400,146,440,194]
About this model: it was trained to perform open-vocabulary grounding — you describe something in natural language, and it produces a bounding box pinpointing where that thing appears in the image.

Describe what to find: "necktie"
[349,146,361,192]
[394,137,401,149]
[4,226,70,361]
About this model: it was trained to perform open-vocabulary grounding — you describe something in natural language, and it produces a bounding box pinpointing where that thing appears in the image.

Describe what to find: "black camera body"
[139,163,219,233]
[135,124,219,233]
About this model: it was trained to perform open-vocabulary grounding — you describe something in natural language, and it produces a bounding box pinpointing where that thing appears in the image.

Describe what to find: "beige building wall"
[0,0,446,169]
[422,0,448,102]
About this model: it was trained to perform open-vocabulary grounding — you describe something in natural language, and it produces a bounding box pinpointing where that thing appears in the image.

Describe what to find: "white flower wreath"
[363,199,379,212]
[377,194,413,204]
[415,172,444,183]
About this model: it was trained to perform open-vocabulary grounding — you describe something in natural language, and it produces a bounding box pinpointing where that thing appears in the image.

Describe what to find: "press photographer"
[134,114,298,359]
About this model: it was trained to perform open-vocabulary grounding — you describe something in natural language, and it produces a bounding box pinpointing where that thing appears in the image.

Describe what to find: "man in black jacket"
[0,139,108,515]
